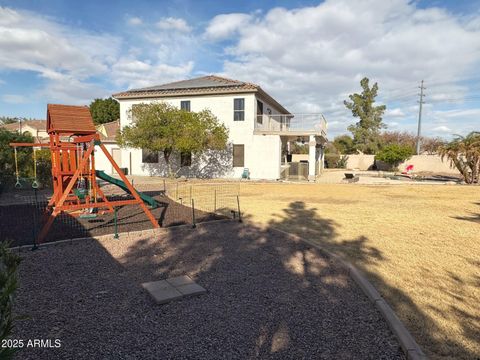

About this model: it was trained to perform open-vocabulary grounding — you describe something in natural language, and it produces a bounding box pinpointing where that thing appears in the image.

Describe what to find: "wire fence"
[0,180,242,248]
[163,181,241,219]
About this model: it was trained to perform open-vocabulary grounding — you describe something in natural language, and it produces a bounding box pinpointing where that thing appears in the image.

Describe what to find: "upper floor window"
[180,100,191,112]
[234,98,245,121]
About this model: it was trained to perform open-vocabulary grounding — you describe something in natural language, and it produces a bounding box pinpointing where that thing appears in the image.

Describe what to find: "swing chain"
[14,147,22,189]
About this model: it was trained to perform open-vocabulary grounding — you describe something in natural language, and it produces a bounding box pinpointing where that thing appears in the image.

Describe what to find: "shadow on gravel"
[267,201,480,360]
[14,217,403,359]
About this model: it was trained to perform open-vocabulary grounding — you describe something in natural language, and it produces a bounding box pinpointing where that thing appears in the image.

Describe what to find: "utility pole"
[416,80,426,155]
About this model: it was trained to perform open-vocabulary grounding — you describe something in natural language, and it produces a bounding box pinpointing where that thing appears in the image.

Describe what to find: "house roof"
[96,119,120,142]
[47,104,96,134]
[1,119,46,132]
[112,75,291,114]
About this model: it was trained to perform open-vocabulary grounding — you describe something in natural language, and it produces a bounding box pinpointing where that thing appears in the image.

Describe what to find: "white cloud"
[204,13,252,40]
[111,58,194,89]
[386,108,405,117]
[217,0,480,137]
[156,17,191,33]
[432,125,452,133]
[1,94,27,104]
[0,7,196,103]
[127,16,143,26]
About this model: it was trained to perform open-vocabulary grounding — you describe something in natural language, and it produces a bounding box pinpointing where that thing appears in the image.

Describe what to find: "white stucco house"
[109,75,327,181]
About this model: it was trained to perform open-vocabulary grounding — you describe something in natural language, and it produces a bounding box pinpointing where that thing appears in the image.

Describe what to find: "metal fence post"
[214,189,217,214]
[176,182,179,200]
[237,195,242,223]
[31,188,39,250]
[114,207,119,239]
[191,198,196,228]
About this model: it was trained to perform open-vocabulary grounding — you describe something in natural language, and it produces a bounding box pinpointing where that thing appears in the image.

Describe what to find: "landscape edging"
[268,226,427,360]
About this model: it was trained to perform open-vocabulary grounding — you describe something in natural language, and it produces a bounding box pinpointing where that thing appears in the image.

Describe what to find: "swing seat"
[79,213,98,219]
[73,188,87,200]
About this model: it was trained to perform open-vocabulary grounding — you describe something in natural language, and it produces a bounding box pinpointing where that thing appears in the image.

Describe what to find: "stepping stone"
[176,283,207,297]
[166,275,195,287]
[142,280,182,304]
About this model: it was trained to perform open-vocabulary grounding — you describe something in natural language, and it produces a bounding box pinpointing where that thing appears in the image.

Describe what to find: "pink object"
[402,165,414,174]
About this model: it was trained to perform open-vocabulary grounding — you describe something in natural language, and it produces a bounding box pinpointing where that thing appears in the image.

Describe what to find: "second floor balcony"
[254,113,327,137]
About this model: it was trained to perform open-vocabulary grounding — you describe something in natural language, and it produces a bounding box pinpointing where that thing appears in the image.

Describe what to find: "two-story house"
[111,75,327,181]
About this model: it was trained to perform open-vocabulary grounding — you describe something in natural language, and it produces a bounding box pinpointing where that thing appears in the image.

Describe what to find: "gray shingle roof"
[112,75,291,114]
[128,75,247,92]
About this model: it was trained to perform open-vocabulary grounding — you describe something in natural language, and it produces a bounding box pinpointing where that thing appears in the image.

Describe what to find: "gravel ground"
[13,221,404,359]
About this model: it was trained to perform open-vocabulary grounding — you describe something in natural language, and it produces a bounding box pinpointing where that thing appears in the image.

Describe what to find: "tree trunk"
[163,148,173,178]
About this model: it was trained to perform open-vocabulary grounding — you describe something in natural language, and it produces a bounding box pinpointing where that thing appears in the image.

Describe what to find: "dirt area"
[0,191,224,247]
[13,221,403,359]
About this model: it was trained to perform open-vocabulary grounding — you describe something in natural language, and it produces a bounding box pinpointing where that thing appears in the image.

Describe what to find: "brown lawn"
[238,183,479,360]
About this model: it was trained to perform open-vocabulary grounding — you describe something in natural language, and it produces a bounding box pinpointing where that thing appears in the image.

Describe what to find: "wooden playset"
[10,104,159,244]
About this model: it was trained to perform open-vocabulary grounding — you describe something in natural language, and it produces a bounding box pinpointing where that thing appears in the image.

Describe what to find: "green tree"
[344,77,386,154]
[117,102,229,177]
[0,129,34,187]
[0,241,21,360]
[89,98,120,125]
[375,144,414,170]
[0,117,19,125]
[333,134,355,154]
[439,132,480,184]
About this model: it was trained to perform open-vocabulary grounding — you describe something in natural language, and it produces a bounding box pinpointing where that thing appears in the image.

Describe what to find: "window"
[180,100,191,112]
[142,149,158,163]
[180,152,192,167]
[233,144,245,167]
[234,98,245,121]
[256,100,263,124]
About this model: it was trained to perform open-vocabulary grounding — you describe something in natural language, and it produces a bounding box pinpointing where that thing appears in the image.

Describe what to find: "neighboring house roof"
[96,120,120,142]
[112,75,291,115]
[1,119,46,133]
[47,104,96,134]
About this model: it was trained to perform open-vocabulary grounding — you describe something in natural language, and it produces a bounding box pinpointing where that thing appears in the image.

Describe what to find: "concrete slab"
[166,275,195,287]
[176,283,207,297]
[142,281,182,304]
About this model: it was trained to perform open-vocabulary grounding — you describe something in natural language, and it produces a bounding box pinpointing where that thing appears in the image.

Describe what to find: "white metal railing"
[254,113,327,134]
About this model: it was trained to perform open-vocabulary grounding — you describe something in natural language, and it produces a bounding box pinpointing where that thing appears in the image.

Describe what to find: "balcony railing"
[254,113,327,135]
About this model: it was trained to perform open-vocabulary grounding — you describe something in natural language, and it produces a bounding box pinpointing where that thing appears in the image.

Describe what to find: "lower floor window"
[142,149,159,163]
[233,144,245,167]
[180,152,192,167]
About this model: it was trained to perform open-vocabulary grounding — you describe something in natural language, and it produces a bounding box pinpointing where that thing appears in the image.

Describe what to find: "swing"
[31,149,39,189]
[13,147,39,189]
[13,147,22,188]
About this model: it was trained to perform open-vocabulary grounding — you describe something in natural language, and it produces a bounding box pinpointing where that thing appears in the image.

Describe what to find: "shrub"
[375,144,414,170]
[0,241,21,360]
[35,149,52,188]
[324,153,340,168]
[337,155,349,169]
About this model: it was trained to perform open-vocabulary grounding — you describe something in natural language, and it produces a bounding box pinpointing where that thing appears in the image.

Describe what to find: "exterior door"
[112,148,121,174]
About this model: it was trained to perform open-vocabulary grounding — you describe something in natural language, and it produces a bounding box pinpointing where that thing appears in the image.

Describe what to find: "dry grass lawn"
[237,183,479,360]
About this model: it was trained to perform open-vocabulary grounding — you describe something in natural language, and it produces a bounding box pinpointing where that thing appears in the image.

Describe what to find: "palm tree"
[439,132,480,184]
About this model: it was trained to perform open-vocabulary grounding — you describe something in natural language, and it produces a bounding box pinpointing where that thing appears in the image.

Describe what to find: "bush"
[0,129,34,187]
[375,144,414,170]
[0,241,21,360]
[36,149,52,188]
[337,155,349,169]
[324,153,340,168]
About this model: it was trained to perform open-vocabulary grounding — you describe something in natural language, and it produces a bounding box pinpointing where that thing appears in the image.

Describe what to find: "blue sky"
[1,0,480,138]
